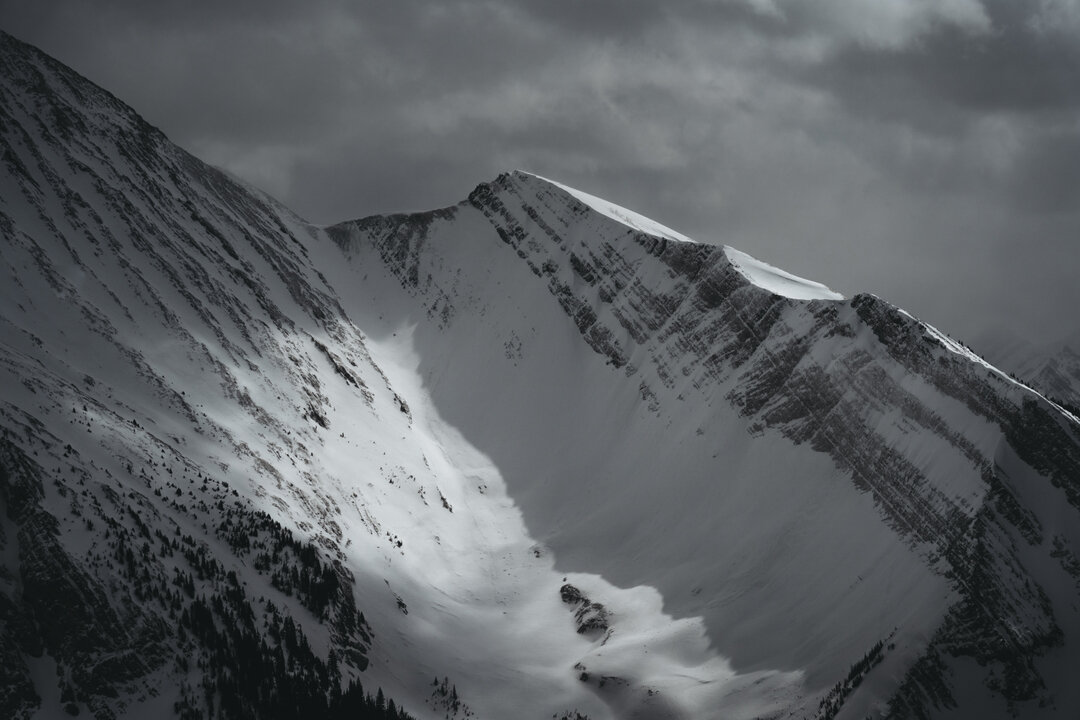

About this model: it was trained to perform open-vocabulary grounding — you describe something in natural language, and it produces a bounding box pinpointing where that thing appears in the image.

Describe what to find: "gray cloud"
[1,0,1077,346]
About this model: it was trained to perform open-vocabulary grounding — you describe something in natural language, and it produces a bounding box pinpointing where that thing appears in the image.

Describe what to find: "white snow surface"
[3,39,1080,720]
[0,80,808,716]
[521,170,843,301]
[897,304,1080,425]
[724,246,845,301]
[521,171,698,244]
[319,212,810,720]
[326,196,964,717]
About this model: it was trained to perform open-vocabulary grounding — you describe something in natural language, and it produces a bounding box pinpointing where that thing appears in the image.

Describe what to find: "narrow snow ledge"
[516,170,844,301]
[896,305,1080,426]
[518,170,697,245]
[724,246,845,301]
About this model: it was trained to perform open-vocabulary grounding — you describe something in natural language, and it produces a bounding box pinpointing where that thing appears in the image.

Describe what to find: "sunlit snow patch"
[520,171,697,245]
[518,171,843,302]
[724,246,844,301]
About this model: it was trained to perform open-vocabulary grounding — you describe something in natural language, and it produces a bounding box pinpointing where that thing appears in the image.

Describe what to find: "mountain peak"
[485,169,844,302]
[6,30,1080,720]
[724,245,844,301]
[508,169,698,245]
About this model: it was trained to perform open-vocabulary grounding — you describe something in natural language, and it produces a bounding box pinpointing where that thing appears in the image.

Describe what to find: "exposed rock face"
[4,26,1080,720]
[560,584,611,635]
[333,170,1080,718]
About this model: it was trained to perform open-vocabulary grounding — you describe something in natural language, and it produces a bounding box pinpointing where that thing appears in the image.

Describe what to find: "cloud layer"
[2,0,1078,347]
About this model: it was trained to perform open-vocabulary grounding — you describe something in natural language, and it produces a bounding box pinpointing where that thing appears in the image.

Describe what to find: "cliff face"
[4,26,1080,720]
[331,169,1080,718]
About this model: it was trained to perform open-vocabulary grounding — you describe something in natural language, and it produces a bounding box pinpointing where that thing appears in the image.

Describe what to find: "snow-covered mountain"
[2,29,1080,720]
[1025,345,1080,415]
[974,330,1080,418]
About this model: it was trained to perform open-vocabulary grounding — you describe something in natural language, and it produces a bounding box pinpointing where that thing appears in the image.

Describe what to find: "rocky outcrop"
[560,584,611,635]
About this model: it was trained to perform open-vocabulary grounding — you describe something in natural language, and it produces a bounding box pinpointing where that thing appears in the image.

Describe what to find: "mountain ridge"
[328,161,1080,713]
[3,27,1080,720]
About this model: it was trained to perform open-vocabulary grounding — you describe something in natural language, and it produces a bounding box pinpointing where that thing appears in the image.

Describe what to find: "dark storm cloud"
[791,0,1080,205]
[0,0,1078,345]
[801,2,1080,127]
[512,0,671,36]
[1010,129,1080,213]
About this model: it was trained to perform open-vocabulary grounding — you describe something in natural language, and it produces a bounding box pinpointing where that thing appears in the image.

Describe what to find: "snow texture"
[3,29,1080,720]
[522,171,698,244]
[724,246,845,301]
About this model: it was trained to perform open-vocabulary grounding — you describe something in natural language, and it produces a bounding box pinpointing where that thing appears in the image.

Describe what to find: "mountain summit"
[2,29,1080,720]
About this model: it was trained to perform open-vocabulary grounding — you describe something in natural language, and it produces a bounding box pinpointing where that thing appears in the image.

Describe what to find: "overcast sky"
[2,0,1078,351]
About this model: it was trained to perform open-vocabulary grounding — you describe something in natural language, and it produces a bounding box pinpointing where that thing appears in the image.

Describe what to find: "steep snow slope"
[525,171,697,245]
[975,329,1080,417]
[329,171,1080,719]
[0,30,795,720]
[1026,344,1080,413]
[3,27,1080,720]
[724,246,844,301]
[0,28,400,717]
[523,171,844,301]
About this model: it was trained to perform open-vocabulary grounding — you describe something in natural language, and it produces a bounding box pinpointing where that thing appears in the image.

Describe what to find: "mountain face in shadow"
[3,29,1080,720]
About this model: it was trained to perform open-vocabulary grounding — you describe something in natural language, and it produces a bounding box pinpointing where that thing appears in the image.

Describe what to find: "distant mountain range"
[2,29,1080,720]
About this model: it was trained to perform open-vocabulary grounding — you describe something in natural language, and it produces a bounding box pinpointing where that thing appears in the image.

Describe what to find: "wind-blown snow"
[521,171,697,245]
[519,172,843,303]
[724,246,845,301]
